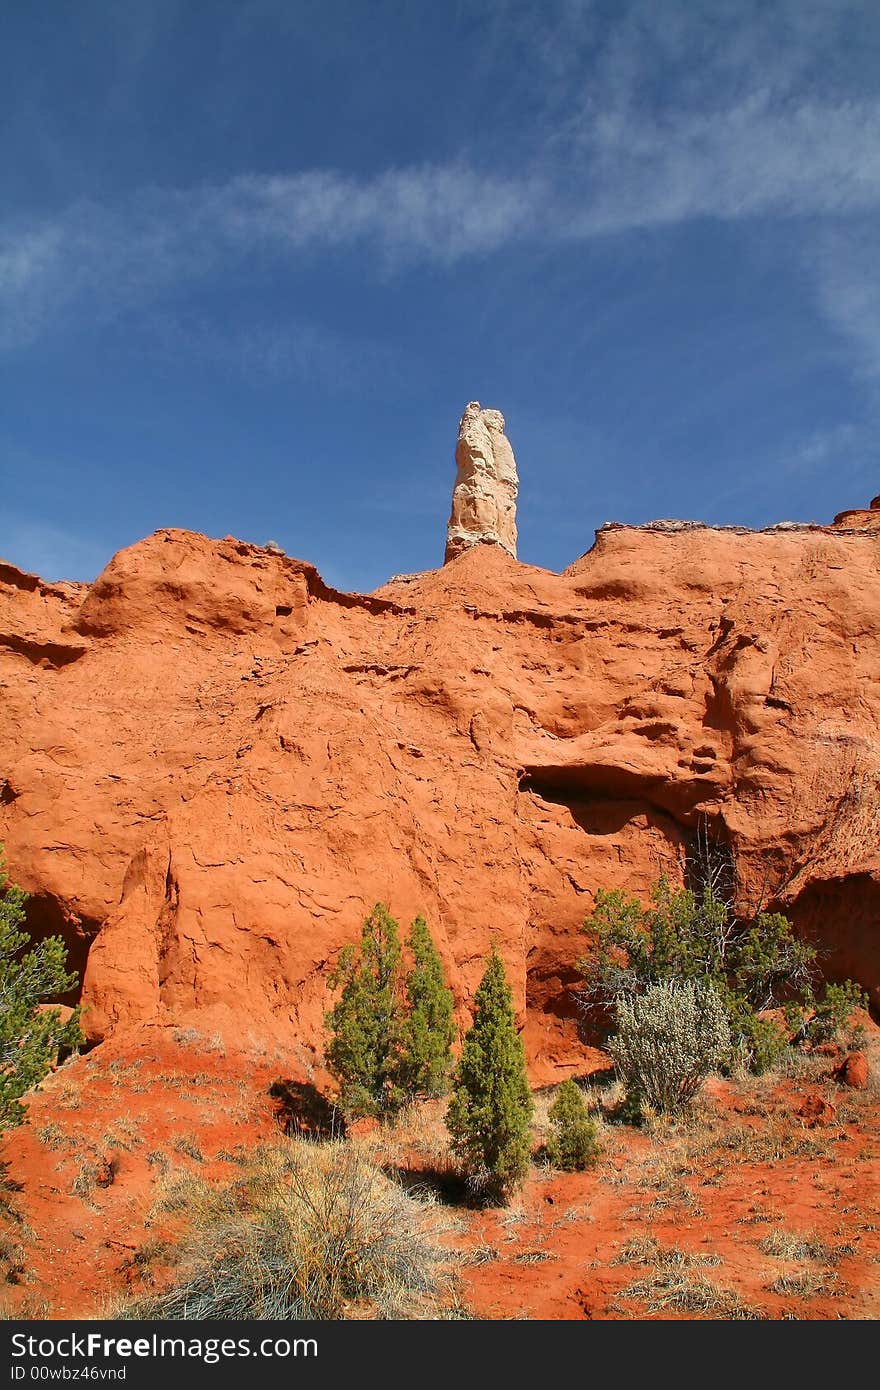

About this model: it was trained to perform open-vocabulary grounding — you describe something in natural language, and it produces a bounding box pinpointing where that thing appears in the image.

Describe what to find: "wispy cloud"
[3,93,879,347]
[0,165,544,351]
[809,222,880,383]
[1,0,878,383]
[573,96,880,232]
[131,310,405,395]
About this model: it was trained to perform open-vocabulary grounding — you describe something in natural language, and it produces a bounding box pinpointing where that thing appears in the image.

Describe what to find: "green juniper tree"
[546,1079,599,1171]
[446,944,533,1203]
[0,850,82,1130]
[324,903,406,1120]
[399,916,455,1099]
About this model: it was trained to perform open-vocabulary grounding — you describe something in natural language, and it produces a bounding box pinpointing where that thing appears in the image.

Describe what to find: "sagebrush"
[609,979,731,1114]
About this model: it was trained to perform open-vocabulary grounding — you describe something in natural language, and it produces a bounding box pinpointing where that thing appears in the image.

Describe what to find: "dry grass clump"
[0,1229,27,1285]
[767,1268,840,1299]
[102,1118,141,1152]
[758,1228,832,1263]
[120,1139,454,1320]
[55,1082,82,1110]
[618,1270,760,1318]
[355,1097,452,1171]
[459,1243,499,1266]
[170,1133,205,1162]
[35,1122,67,1151]
[613,1234,720,1269]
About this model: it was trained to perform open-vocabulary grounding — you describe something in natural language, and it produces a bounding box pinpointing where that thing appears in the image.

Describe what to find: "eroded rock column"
[445,401,519,563]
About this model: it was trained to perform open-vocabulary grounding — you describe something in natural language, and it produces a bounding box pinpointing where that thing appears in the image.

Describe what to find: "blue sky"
[2,0,879,591]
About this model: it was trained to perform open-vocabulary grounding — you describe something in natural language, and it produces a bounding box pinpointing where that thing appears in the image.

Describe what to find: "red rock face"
[1,521,878,1076]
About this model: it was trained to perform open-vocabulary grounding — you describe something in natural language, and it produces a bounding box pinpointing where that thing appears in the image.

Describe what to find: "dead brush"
[618,1270,761,1318]
[102,1118,141,1152]
[625,1148,701,1214]
[613,1234,721,1269]
[458,1243,499,1267]
[355,1098,451,1170]
[170,1134,204,1163]
[35,1122,67,1151]
[776,1049,830,1083]
[758,1228,833,1263]
[0,1230,27,1285]
[55,1082,82,1111]
[118,1139,455,1320]
[700,1123,829,1165]
[768,1268,841,1299]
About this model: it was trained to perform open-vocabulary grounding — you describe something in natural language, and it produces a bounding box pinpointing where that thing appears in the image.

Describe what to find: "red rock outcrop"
[1,514,879,1078]
[837,1050,869,1089]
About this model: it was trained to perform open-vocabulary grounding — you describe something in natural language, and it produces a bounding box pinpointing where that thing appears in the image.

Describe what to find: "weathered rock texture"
[833,500,880,531]
[445,401,518,562]
[1,515,879,1080]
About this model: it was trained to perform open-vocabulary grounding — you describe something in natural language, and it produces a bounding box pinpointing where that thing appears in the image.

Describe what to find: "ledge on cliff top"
[67,528,415,640]
[597,518,859,535]
[7,507,880,637]
[0,558,88,602]
[375,539,561,609]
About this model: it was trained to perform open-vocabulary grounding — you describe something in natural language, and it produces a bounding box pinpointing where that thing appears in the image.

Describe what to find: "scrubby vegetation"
[579,872,867,1076]
[121,1139,452,1320]
[324,905,455,1120]
[399,915,456,1100]
[0,848,82,1130]
[446,945,533,1202]
[546,1079,599,1170]
[609,980,731,1114]
[2,874,870,1321]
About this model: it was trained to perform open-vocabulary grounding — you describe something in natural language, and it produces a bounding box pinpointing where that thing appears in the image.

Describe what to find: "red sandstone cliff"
[1,517,878,1079]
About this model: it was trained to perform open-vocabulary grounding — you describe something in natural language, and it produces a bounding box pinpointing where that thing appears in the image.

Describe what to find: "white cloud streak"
[809,223,880,382]
[0,166,544,350]
[3,90,879,347]
[577,95,880,232]
[1,0,878,378]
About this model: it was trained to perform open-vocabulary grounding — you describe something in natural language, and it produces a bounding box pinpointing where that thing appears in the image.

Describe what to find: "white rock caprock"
[445,402,518,563]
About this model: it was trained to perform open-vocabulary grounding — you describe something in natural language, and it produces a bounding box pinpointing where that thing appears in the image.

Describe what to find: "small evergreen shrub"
[324,904,406,1119]
[446,945,533,1202]
[546,1079,599,1171]
[399,916,455,1099]
[730,1006,788,1076]
[324,906,456,1119]
[0,849,82,1129]
[609,979,731,1115]
[803,979,868,1045]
